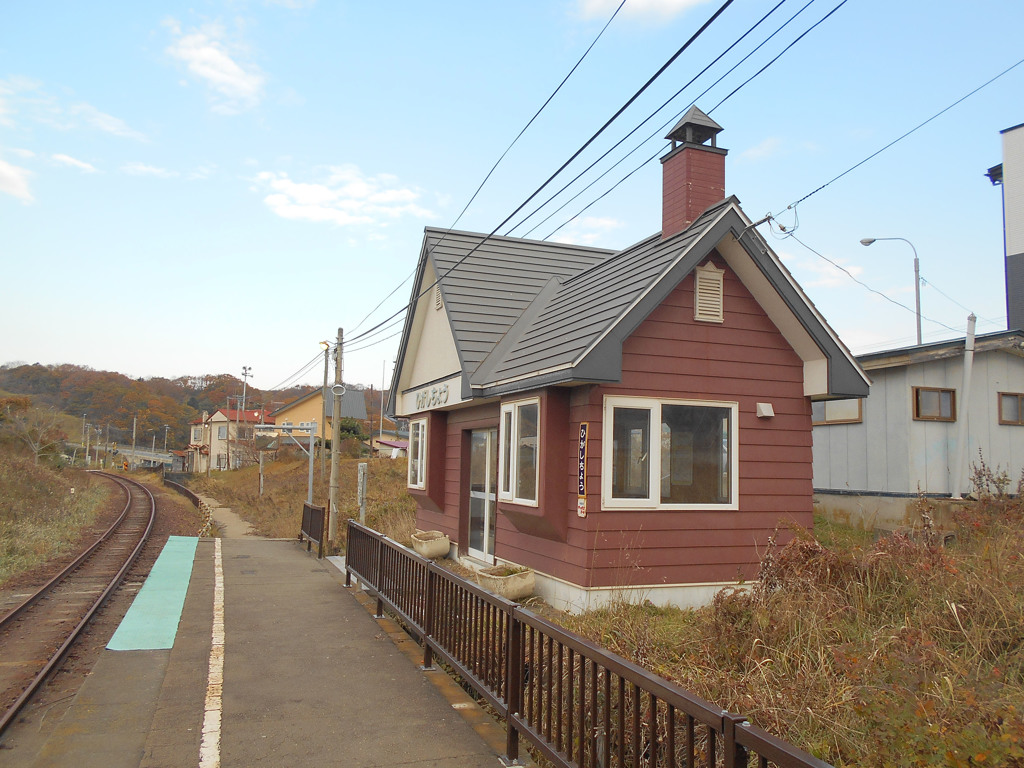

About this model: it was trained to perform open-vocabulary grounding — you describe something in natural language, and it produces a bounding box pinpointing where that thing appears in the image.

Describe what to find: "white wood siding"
[813,349,1024,494]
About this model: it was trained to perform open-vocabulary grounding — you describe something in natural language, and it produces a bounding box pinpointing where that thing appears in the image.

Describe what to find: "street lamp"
[860,237,922,346]
[163,424,170,453]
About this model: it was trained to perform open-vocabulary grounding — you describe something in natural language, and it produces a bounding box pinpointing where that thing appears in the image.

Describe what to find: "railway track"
[0,471,155,737]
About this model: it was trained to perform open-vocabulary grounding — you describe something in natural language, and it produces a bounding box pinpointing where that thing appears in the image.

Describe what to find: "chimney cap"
[666,106,723,146]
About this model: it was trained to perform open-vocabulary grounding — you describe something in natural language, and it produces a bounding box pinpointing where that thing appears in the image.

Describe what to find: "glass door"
[467,428,498,561]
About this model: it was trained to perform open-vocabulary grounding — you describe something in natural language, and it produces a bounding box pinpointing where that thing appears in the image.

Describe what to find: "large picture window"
[602,396,738,509]
[407,418,426,489]
[499,399,539,505]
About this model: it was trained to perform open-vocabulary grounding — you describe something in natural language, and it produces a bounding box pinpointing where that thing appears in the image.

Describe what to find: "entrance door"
[467,428,498,561]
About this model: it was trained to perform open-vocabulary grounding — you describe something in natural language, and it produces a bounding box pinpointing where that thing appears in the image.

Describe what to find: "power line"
[346,0,737,346]
[347,0,626,336]
[535,0,822,240]
[786,232,965,335]
[545,0,845,240]
[506,0,795,238]
[780,55,1024,213]
[264,352,324,392]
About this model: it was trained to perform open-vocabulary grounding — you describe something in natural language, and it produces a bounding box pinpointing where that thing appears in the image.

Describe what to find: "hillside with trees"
[0,363,326,452]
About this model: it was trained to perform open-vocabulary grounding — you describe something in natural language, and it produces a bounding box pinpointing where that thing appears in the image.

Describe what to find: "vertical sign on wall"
[577,422,588,517]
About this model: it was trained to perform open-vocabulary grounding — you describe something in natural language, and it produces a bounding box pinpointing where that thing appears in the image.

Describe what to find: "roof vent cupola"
[661,106,727,240]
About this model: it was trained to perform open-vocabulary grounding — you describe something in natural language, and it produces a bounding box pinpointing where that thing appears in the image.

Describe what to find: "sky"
[2,0,1023,393]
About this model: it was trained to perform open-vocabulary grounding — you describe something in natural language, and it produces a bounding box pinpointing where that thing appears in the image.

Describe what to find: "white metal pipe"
[951,314,977,499]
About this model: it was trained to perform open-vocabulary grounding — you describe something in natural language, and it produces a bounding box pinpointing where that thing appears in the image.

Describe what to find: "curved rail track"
[0,472,155,737]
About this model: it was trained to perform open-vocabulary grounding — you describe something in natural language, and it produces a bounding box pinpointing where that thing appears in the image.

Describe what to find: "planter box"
[476,566,535,600]
[411,530,450,559]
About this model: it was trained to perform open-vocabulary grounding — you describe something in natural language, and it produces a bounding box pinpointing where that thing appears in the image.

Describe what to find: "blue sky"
[2,0,1022,392]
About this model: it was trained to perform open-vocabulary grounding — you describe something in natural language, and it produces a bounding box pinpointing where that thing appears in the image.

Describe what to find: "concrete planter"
[476,566,535,600]
[411,530,450,559]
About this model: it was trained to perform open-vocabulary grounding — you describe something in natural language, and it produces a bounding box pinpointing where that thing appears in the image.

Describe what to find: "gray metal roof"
[273,388,368,421]
[425,228,614,372]
[392,198,870,408]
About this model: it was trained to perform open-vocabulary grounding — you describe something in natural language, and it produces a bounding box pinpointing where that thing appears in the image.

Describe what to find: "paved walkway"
[6,497,519,768]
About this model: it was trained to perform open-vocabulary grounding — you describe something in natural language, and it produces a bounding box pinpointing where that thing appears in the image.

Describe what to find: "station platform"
[11,534,517,768]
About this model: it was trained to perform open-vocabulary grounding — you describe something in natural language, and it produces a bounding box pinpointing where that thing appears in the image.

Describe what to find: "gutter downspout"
[951,314,977,499]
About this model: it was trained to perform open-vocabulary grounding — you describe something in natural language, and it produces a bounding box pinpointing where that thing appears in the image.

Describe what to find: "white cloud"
[122,162,179,178]
[68,103,146,141]
[738,137,783,163]
[255,165,432,227]
[577,0,712,21]
[164,18,265,114]
[787,253,864,289]
[0,157,33,202]
[549,215,623,245]
[9,147,35,158]
[52,153,97,173]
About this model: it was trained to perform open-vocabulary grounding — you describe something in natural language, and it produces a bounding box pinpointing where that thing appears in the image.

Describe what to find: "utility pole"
[131,415,137,470]
[84,423,90,467]
[163,424,170,453]
[328,327,344,541]
[320,341,330,479]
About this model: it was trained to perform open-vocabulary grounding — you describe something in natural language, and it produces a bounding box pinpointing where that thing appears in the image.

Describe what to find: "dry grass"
[0,451,109,584]
[189,454,416,551]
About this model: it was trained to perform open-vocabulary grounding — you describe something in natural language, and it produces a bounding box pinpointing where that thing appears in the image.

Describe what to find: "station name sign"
[415,383,450,411]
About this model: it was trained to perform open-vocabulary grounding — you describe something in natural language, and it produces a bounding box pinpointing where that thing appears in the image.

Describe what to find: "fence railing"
[300,503,326,559]
[162,474,214,536]
[345,520,833,768]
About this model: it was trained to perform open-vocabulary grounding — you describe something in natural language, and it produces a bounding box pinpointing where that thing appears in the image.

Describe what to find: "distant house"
[270,388,368,447]
[184,408,274,472]
[388,108,868,611]
[815,120,1024,528]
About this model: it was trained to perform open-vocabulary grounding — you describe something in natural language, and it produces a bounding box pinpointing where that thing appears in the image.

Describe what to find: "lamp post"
[860,237,922,346]
[163,424,170,453]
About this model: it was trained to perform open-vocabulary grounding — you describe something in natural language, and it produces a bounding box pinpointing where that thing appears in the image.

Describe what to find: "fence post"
[422,567,436,670]
[374,535,385,618]
[504,608,522,764]
[357,462,367,524]
[723,712,749,768]
[344,520,353,588]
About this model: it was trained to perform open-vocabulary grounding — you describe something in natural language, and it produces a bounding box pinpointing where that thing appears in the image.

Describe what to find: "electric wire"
[263,352,324,392]
[779,55,1024,213]
[545,0,846,240]
[788,232,965,335]
[532,0,819,240]
[506,0,795,238]
[345,0,737,347]
[347,0,626,336]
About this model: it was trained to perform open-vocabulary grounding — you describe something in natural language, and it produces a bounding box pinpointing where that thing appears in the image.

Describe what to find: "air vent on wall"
[694,262,724,323]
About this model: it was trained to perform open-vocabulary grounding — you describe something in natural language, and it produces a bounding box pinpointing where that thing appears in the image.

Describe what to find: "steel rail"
[0,472,156,737]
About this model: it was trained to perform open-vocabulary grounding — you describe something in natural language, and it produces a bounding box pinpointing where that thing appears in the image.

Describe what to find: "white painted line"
[199,537,224,768]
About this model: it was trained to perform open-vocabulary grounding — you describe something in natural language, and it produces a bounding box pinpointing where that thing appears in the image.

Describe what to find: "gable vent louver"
[694,263,724,323]
[434,284,443,311]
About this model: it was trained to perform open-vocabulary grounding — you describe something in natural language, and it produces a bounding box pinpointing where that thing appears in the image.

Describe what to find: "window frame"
[811,398,863,426]
[498,398,540,507]
[913,386,956,422]
[998,392,1024,426]
[217,425,228,440]
[601,395,739,511]
[407,418,427,490]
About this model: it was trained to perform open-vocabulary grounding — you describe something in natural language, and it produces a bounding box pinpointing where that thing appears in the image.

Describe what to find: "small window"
[914,387,956,422]
[407,418,426,489]
[192,427,202,441]
[999,393,1024,425]
[217,425,228,439]
[811,398,863,425]
[603,396,737,510]
[499,399,539,505]
[694,262,724,323]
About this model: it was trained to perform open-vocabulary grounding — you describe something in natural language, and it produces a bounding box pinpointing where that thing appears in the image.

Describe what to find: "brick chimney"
[661,106,727,239]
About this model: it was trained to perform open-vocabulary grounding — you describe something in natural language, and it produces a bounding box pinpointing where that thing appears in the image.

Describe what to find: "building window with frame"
[192,426,203,442]
[217,425,228,439]
[811,398,863,425]
[913,387,956,422]
[407,418,426,489]
[499,399,539,505]
[602,396,738,510]
[999,392,1024,425]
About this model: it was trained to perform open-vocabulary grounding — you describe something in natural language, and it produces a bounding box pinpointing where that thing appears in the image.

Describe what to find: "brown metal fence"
[345,520,833,768]
[300,503,326,559]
